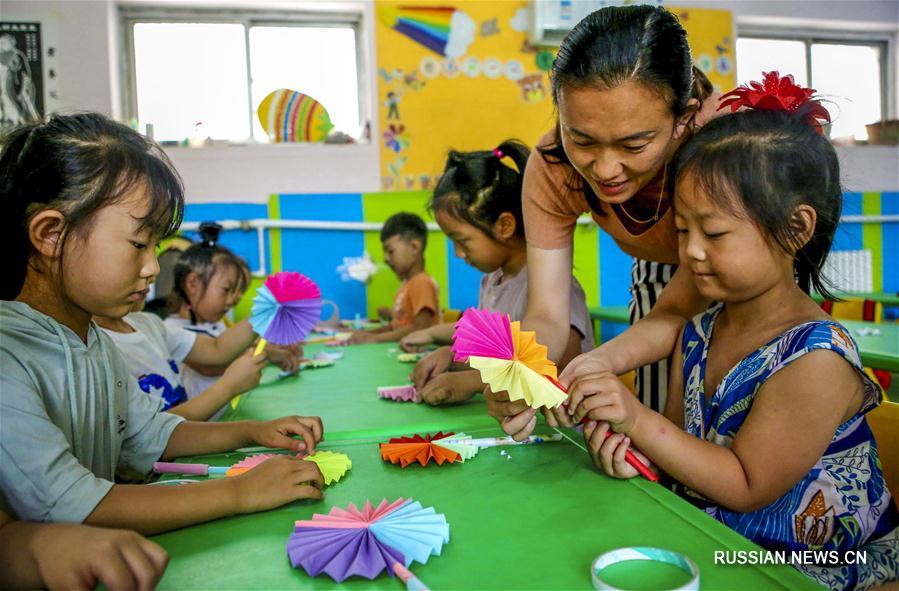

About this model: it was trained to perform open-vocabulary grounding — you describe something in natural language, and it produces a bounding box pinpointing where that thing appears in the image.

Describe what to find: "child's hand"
[348,331,378,345]
[484,385,538,440]
[377,306,393,321]
[409,346,453,389]
[248,415,324,454]
[567,372,642,434]
[221,349,267,394]
[418,373,476,406]
[400,328,434,352]
[231,455,324,514]
[584,420,655,480]
[265,343,302,375]
[33,524,169,591]
[558,349,616,389]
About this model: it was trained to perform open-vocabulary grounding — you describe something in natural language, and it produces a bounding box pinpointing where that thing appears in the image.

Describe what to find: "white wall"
[2,0,898,202]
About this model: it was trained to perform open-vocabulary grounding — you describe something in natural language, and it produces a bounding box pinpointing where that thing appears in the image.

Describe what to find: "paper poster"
[0,22,50,130]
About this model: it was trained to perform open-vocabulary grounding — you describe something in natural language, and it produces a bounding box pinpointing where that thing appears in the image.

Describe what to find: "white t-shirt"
[164,316,226,399]
[100,312,197,410]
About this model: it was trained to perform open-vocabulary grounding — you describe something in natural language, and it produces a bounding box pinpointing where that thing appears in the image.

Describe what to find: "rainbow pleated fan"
[380,432,478,468]
[451,308,566,409]
[226,451,351,485]
[257,89,334,143]
[287,498,449,582]
[378,5,454,56]
[251,272,322,354]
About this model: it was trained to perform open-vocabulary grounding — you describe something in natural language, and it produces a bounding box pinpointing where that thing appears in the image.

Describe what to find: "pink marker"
[392,562,430,591]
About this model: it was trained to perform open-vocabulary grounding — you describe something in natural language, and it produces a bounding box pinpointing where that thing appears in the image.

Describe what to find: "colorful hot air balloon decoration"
[257,89,334,143]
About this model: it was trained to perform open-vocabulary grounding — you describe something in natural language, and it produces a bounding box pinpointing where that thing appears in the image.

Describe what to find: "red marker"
[546,375,659,483]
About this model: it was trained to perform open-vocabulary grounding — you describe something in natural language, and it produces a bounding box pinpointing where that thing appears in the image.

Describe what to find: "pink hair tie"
[492,148,504,159]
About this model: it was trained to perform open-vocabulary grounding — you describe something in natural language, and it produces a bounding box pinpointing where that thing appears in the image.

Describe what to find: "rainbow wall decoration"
[257,89,334,143]
[377,5,473,58]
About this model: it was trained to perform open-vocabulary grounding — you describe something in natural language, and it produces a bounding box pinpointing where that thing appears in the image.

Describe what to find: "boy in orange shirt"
[349,213,440,344]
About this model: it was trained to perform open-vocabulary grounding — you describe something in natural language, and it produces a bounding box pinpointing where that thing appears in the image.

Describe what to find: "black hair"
[539,5,713,212]
[0,112,184,300]
[429,140,531,240]
[671,104,841,298]
[167,224,243,323]
[380,212,428,249]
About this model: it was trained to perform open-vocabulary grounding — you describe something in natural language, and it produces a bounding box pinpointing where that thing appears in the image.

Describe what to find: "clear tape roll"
[591,547,700,591]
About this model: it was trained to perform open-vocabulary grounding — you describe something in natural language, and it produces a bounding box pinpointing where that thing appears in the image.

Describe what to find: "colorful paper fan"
[380,432,479,467]
[257,89,334,143]
[287,498,449,582]
[251,272,322,354]
[226,451,351,485]
[378,385,418,402]
[451,308,566,409]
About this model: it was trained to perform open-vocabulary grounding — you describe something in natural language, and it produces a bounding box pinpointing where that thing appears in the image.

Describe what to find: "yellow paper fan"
[468,356,567,409]
[304,451,352,485]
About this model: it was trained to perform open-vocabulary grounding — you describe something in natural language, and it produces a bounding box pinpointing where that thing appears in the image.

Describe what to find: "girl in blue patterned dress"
[564,73,898,590]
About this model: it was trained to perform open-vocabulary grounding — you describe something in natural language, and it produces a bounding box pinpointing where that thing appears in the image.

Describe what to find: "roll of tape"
[591,547,700,591]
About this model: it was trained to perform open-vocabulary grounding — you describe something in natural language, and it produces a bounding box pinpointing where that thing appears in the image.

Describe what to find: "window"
[736,34,889,141]
[123,9,364,143]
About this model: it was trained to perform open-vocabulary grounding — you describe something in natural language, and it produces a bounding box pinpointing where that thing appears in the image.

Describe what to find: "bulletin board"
[375,1,736,191]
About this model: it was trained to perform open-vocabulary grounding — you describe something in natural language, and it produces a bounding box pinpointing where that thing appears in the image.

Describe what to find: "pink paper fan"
[378,385,418,402]
[451,308,514,362]
[266,271,321,302]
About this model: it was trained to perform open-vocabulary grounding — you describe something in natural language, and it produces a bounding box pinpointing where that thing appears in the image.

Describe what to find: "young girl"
[94,299,267,421]
[402,140,594,405]
[0,113,324,534]
[164,237,300,400]
[564,77,899,590]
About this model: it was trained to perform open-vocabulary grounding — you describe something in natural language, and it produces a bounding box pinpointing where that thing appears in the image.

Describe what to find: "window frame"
[119,6,368,144]
[736,26,895,123]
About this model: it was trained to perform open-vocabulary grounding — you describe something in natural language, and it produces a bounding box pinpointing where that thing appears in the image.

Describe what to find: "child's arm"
[400,322,456,351]
[0,510,168,590]
[167,350,265,421]
[162,415,324,459]
[350,309,436,344]
[417,370,483,405]
[574,350,865,512]
[85,455,324,535]
[180,320,257,374]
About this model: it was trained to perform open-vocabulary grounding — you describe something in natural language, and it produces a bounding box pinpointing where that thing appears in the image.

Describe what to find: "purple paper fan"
[287,527,404,582]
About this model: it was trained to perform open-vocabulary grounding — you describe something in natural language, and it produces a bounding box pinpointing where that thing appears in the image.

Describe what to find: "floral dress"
[676,304,899,590]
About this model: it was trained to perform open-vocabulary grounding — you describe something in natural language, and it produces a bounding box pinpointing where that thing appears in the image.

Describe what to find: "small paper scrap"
[397,352,426,363]
[378,385,419,402]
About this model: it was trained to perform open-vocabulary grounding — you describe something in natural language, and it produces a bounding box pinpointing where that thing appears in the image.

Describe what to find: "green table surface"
[218,343,498,440]
[590,307,899,373]
[153,426,820,590]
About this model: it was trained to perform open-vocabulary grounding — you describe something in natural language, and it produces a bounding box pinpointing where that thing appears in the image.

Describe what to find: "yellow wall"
[375,1,736,190]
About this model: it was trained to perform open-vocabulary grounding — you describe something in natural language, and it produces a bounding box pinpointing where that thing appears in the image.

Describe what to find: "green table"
[219,343,497,440]
[843,321,899,373]
[590,307,899,373]
[153,426,820,590]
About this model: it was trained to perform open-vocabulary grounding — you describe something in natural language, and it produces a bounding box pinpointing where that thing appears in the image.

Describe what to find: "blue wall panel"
[832,192,863,252]
[882,192,899,293]
[445,238,482,311]
[182,203,268,271]
[278,194,367,319]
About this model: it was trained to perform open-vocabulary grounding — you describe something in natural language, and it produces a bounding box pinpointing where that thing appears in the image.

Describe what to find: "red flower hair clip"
[718,71,831,134]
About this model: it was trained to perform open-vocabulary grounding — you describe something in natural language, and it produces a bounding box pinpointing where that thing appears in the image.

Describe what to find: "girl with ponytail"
[402,140,593,406]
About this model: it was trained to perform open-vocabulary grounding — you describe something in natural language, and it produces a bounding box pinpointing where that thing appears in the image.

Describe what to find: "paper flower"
[337,252,380,283]
[380,432,479,467]
[287,498,449,582]
[378,385,419,402]
[251,272,322,348]
[718,71,831,133]
[383,124,410,153]
[451,308,566,409]
[226,451,351,485]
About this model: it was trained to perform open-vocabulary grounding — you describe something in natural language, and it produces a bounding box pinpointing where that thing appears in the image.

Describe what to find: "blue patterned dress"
[677,304,899,590]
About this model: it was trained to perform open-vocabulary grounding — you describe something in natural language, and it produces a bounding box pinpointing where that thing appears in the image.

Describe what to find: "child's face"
[63,185,160,319]
[382,235,421,279]
[674,172,794,303]
[187,262,240,323]
[435,209,508,273]
[558,80,691,204]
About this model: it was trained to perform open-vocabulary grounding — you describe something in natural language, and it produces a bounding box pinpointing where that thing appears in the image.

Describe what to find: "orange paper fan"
[379,432,475,468]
